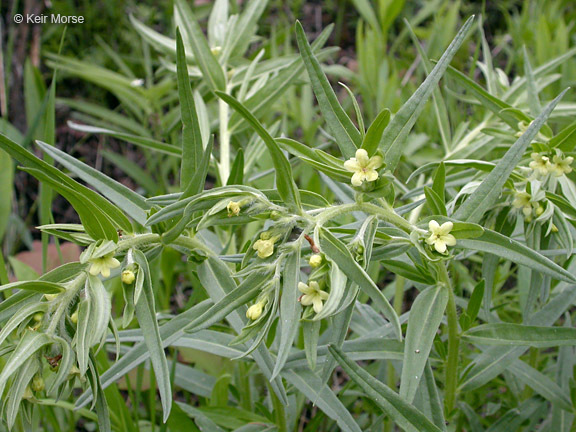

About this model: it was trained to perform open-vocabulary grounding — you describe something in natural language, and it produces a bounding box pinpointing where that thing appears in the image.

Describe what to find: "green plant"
[2,3,576,432]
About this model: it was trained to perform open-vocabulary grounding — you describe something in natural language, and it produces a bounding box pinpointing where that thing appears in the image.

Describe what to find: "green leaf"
[361,108,391,155]
[282,369,362,432]
[68,122,181,156]
[295,21,361,158]
[0,132,132,233]
[176,28,204,188]
[20,167,119,241]
[319,228,401,340]
[400,285,448,403]
[133,250,172,421]
[453,89,568,223]
[446,66,528,128]
[227,0,269,59]
[0,280,64,294]
[271,246,301,380]
[381,16,475,171]
[550,121,576,152]
[0,331,53,397]
[508,359,572,411]
[0,149,13,241]
[457,229,576,283]
[463,323,576,347]
[424,186,447,216]
[175,0,226,92]
[328,345,443,432]
[215,92,301,211]
[36,140,149,226]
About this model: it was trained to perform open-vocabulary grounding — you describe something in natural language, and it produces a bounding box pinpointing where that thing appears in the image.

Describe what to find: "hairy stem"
[439,262,459,416]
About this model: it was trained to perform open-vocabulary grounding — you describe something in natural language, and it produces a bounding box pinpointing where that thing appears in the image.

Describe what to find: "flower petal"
[438,221,453,235]
[300,294,314,306]
[312,297,324,313]
[429,220,440,232]
[443,234,457,246]
[351,171,365,187]
[344,159,361,172]
[364,169,379,182]
[434,241,447,254]
[298,282,310,294]
[355,149,369,166]
[366,155,383,170]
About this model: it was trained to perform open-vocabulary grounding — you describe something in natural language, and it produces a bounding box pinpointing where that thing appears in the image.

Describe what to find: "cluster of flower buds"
[529,151,573,179]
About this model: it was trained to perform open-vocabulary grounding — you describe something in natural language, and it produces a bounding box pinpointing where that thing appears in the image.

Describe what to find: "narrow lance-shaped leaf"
[329,345,443,432]
[400,285,448,403]
[381,16,475,171]
[295,21,361,158]
[175,0,226,92]
[133,249,172,421]
[0,132,132,233]
[176,28,203,188]
[453,89,569,223]
[215,92,301,211]
[37,140,149,226]
[319,228,401,340]
[457,229,576,283]
[271,244,301,380]
[463,323,576,347]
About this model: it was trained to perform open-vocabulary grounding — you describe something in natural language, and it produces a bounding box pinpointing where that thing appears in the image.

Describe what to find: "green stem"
[117,233,161,252]
[439,262,459,417]
[219,96,230,184]
[358,202,415,233]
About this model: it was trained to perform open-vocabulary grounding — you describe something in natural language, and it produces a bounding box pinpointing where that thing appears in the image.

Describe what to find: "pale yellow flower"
[344,149,383,187]
[426,220,457,254]
[529,153,551,177]
[88,253,120,278]
[253,239,275,259]
[512,191,533,218]
[548,154,573,177]
[309,254,323,268]
[246,302,264,320]
[227,201,241,217]
[298,281,329,313]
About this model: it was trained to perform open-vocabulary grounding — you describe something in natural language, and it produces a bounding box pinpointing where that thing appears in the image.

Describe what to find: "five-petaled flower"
[549,154,574,177]
[88,253,121,278]
[529,153,551,177]
[298,281,329,313]
[426,220,457,254]
[512,191,534,218]
[253,238,275,259]
[344,149,383,187]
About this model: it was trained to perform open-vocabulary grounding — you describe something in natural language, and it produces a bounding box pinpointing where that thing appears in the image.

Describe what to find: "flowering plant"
[1,3,576,431]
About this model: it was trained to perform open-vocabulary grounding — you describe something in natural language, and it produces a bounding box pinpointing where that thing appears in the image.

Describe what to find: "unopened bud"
[309,254,323,268]
[121,270,136,285]
[70,310,78,324]
[246,302,264,320]
[44,293,59,302]
[31,374,45,392]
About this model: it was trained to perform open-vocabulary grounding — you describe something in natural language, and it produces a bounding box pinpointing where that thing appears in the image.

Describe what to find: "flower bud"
[551,223,559,233]
[31,374,45,392]
[33,313,44,322]
[309,254,323,268]
[227,201,241,217]
[121,269,136,285]
[44,293,59,302]
[70,310,78,324]
[246,302,264,320]
[270,210,282,220]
